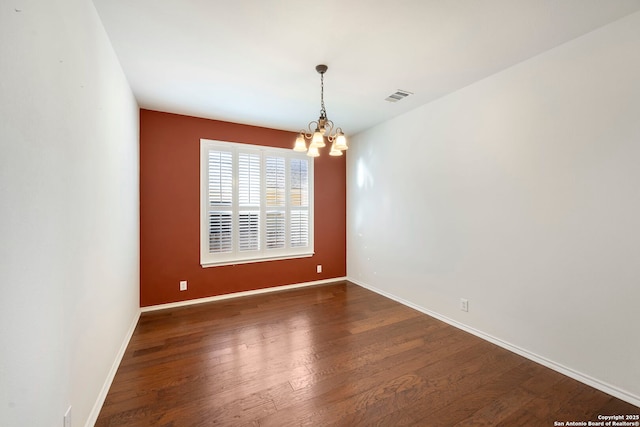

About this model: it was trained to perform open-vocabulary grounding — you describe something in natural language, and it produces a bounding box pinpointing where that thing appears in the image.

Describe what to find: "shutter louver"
[238,212,260,251]
[290,210,308,247]
[290,159,309,207]
[208,211,232,253]
[208,151,232,207]
[266,157,285,207]
[239,153,261,207]
[266,211,285,249]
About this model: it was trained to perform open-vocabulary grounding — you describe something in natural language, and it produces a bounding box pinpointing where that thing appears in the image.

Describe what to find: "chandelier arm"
[324,119,335,138]
[302,121,319,139]
[328,126,341,143]
[299,130,312,140]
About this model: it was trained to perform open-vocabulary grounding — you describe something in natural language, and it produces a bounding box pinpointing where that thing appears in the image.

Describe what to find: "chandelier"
[293,64,348,157]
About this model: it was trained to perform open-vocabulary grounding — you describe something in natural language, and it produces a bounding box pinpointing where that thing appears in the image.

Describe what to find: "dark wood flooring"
[96,281,639,426]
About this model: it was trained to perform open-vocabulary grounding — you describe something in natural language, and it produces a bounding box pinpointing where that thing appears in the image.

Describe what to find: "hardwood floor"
[96,281,639,426]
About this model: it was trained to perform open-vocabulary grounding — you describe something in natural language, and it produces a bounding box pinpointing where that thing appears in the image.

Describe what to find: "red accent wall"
[139,109,346,307]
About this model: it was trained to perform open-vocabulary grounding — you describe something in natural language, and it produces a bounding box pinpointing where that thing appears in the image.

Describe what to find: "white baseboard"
[141,277,348,313]
[348,277,640,408]
[85,309,141,427]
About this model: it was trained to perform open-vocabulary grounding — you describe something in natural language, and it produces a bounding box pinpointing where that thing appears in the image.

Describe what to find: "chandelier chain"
[320,72,326,118]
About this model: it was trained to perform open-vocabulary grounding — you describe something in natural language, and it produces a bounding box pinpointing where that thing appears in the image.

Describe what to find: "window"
[200,139,313,267]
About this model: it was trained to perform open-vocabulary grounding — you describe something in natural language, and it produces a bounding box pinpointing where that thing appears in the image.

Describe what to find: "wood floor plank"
[95,281,639,426]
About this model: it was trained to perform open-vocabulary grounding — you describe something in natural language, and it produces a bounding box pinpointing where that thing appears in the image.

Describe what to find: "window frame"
[200,139,314,267]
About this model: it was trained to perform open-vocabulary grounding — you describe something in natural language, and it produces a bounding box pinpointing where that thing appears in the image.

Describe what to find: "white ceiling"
[92,0,640,136]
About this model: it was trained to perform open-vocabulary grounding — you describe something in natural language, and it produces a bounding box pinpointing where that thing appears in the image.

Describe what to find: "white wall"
[348,11,640,405]
[0,1,140,426]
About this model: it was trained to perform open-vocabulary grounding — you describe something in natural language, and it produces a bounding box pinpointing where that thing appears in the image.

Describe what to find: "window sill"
[201,252,314,268]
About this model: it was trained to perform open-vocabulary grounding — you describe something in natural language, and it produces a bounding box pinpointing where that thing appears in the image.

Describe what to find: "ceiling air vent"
[385,89,413,103]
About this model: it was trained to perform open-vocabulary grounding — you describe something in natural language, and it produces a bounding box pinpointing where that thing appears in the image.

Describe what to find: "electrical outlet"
[64,406,72,427]
[316,265,322,273]
[460,298,469,312]
[179,280,187,291]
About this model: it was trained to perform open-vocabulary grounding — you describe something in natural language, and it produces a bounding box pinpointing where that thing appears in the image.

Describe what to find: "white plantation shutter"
[290,159,309,248]
[207,150,233,254]
[265,156,286,251]
[238,152,261,252]
[201,139,313,266]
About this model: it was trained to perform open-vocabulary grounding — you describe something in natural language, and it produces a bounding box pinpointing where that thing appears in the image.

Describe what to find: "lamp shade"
[329,141,343,156]
[293,134,307,152]
[334,132,348,150]
[310,129,326,148]
[307,146,320,157]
